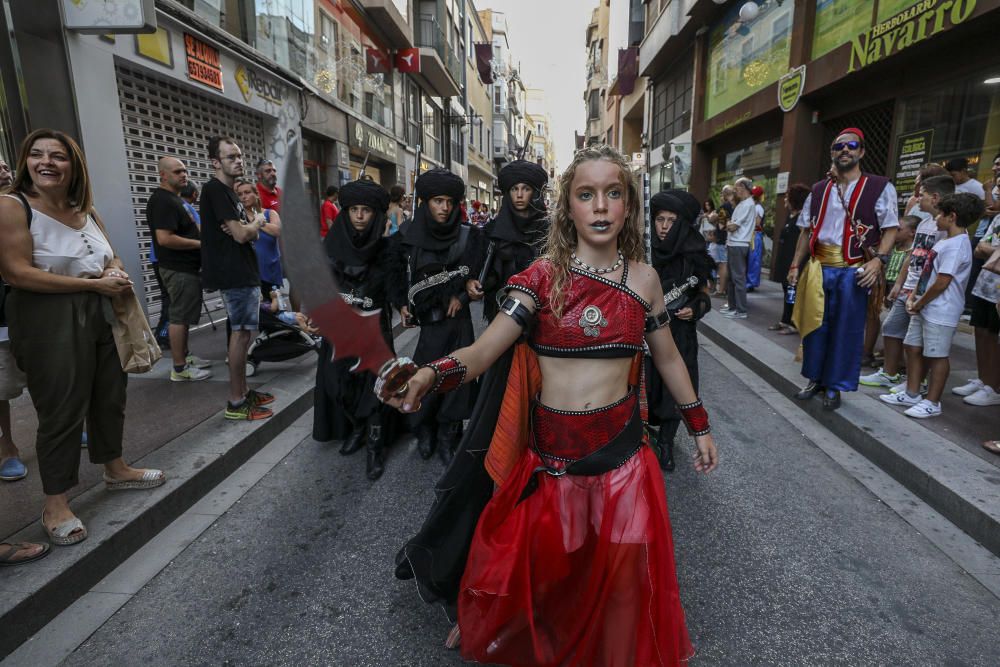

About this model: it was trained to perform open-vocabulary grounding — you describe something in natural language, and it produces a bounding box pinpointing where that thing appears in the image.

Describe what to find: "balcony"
[638,0,698,77]
[415,15,462,98]
[359,0,413,50]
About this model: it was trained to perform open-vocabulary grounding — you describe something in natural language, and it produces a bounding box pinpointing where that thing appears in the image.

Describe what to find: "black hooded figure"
[313,179,397,480]
[389,169,478,462]
[464,159,549,321]
[646,190,715,471]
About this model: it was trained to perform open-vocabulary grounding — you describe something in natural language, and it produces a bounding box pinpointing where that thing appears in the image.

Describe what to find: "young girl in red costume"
[383,145,718,666]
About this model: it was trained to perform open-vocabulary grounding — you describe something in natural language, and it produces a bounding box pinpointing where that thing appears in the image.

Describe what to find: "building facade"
[526,88,557,179]
[465,2,496,211]
[583,1,611,146]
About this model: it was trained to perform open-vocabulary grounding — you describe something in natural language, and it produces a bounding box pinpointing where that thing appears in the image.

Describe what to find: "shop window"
[705,0,793,119]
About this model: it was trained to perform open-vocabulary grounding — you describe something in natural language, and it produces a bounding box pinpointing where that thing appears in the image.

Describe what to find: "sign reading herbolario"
[893,129,934,207]
[184,33,223,91]
[778,65,806,112]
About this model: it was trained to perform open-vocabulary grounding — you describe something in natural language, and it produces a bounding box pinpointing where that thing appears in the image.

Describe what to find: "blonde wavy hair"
[543,144,645,318]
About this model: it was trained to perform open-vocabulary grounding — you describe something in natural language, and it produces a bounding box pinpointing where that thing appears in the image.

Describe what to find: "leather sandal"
[0,541,51,565]
[982,440,1000,455]
[43,513,87,546]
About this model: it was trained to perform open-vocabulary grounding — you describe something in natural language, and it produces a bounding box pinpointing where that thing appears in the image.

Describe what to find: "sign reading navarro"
[184,33,223,91]
[848,0,976,72]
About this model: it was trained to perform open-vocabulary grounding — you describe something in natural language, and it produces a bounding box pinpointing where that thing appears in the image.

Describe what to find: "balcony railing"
[417,15,463,91]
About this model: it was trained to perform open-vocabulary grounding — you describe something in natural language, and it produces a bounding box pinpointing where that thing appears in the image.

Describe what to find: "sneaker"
[964,386,1000,406]
[879,391,921,406]
[904,399,942,419]
[859,367,901,388]
[247,389,275,406]
[952,378,984,396]
[185,354,212,370]
[890,379,926,395]
[170,366,212,382]
[719,305,734,314]
[722,310,748,319]
[224,401,273,421]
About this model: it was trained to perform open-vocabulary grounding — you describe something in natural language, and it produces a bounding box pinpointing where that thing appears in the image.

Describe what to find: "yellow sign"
[849,0,977,72]
[135,27,171,67]
[234,65,287,105]
[778,65,806,113]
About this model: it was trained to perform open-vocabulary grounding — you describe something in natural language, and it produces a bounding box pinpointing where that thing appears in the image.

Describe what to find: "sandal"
[0,541,51,566]
[777,324,798,335]
[767,322,785,331]
[982,440,1000,455]
[103,469,165,491]
[43,513,87,546]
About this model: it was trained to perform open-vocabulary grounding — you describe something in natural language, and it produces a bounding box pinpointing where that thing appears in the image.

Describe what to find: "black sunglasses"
[832,141,861,151]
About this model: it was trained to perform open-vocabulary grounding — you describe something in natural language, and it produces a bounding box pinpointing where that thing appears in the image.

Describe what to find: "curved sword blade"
[280,139,393,374]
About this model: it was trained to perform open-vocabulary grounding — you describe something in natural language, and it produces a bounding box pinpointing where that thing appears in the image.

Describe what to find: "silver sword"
[407,265,471,306]
[339,292,374,309]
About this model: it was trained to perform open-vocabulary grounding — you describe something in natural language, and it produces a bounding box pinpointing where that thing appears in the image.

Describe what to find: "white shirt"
[798,178,899,246]
[727,198,756,247]
[902,212,944,292]
[956,178,986,200]
[16,202,114,278]
[918,234,972,327]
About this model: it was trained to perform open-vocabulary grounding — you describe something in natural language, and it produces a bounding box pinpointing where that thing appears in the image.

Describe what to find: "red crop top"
[505,259,651,358]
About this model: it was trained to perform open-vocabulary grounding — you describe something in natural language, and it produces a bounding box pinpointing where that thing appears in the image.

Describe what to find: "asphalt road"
[55,327,1000,666]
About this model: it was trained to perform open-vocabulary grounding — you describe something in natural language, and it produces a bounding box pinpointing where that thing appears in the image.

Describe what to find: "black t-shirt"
[146,187,201,273]
[199,177,259,290]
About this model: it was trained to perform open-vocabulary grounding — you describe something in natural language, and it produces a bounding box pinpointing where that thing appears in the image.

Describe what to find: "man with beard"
[255,159,281,212]
[390,169,477,462]
[314,179,395,480]
[646,190,714,470]
[789,128,898,410]
[464,159,549,322]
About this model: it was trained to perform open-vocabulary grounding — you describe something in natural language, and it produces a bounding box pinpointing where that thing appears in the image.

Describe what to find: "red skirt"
[458,393,694,666]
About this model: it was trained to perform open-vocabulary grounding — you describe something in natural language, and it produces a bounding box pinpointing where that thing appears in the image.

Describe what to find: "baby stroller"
[246,308,322,377]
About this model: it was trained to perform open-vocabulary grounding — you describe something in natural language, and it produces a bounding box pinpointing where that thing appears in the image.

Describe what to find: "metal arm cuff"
[645,310,671,333]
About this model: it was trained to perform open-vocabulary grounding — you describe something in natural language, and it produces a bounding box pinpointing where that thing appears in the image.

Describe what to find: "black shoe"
[656,430,676,472]
[366,425,385,481]
[822,389,841,411]
[794,381,822,401]
[437,422,462,466]
[340,427,365,455]
[416,425,436,460]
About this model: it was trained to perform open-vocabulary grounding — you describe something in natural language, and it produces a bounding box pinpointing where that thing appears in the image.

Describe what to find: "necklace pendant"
[579,305,608,337]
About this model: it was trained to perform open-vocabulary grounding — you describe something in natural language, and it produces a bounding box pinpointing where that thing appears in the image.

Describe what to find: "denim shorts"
[903,315,956,358]
[221,286,261,331]
[709,243,727,263]
[881,296,911,340]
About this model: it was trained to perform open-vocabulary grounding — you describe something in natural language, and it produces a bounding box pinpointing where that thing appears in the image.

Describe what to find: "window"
[588,89,601,120]
[320,12,335,51]
[536,122,544,136]
[651,55,693,148]
[404,79,421,146]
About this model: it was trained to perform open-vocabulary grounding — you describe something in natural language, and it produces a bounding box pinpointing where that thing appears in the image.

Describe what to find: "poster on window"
[61,0,156,33]
[893,129,934,208]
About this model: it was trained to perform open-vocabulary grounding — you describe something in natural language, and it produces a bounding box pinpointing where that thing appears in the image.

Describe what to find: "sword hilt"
[374,356,419,402]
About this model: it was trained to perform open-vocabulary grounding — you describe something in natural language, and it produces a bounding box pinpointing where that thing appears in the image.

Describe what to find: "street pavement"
[29,321,999,666]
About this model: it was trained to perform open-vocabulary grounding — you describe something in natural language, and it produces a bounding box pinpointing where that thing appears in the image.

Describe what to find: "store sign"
[893,129,935,206]
[349,118,397,162]
[61,0,156,34]
[849,0,977,73]
[234,65,286,105]
[184,33,223,91]
[778,65,806,113]
[776,172,790,194]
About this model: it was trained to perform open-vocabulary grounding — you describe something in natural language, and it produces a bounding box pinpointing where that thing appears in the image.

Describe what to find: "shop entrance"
[822,100,895,179]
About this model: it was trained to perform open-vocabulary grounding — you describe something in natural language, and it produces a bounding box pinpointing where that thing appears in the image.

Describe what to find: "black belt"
[517,393,644,504]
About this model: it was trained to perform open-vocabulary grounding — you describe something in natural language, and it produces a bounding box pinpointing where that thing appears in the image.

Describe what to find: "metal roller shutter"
[116,65,267,319]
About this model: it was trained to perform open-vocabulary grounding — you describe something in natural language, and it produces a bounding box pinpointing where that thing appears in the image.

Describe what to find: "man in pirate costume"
[464,159,549,321]
[789,128,898,410]
[313,179,396,480]
[390,168,478,462]
[647,190,715,470]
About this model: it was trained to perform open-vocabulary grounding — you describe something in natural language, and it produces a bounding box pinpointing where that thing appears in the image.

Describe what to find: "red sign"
[394,48,420,73]
[366,47,391,74]
[184,33,223,91]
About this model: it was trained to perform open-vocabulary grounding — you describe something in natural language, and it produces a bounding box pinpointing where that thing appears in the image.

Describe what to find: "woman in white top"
[0,129,165,547]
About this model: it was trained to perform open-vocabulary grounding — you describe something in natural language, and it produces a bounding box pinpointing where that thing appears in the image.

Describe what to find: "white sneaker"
[170,365,212,382]
[952,378,984,396]
[964,386,1000,406]
[723,310,747,319]
[879,391,921,406]
[890,379,926,395]
[859,367,901,388]
[185,354,212,369]
[719,305,734,314]
[904,399,942,419]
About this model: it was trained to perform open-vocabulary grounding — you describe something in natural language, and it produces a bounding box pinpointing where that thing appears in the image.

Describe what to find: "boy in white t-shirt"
[879,193,984,418]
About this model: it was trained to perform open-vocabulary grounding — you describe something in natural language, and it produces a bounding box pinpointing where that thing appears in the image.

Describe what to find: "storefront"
[687,0,1000,276]
[348,116,402,186]
[63,11,302,317]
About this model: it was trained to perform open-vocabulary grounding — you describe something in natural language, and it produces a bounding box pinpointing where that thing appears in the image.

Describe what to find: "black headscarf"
[402,168,467,251]
[649,191,715,288]
[324,179,387,266]
[491,160,549,244]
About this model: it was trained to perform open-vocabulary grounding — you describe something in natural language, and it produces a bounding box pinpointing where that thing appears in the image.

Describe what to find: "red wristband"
[424,355,467,394]
[678,399,710,436]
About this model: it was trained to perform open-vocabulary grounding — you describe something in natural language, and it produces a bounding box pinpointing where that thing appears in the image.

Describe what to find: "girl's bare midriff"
[536,356,632,411]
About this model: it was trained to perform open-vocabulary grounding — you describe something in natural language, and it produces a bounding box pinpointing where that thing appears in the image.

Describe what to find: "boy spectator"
[879,193,984,417]
[861,175,954,388]
[320,186,339,239]
[147,157,211,381]
[200,137,273,420]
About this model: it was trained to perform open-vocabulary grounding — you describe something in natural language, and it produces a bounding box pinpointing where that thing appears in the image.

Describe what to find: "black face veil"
[492,159,549,243]
[325,179,389,265]
[403,168,467,251]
